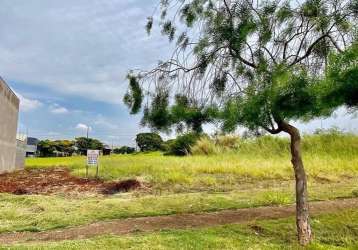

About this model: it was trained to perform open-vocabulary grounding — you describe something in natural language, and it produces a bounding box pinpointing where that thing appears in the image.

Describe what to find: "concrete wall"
[15,139,26,169]
[0,77,20,173]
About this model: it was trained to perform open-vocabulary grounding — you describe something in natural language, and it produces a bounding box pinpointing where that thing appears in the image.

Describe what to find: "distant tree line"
[36,131,273,157]
[135,132,200,156]
[37,137,104,157]
[36,137,139,157]
[113,146,136,155]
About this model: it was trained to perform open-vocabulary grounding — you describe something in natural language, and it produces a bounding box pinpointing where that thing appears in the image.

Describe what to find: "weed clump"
[191,135,239,155]
[191,137,218,155]
[352,189,358,198]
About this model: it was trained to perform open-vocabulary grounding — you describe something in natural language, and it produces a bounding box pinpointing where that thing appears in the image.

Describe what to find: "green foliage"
[220,65,329,131]
[141,93,216,133]
[37,140,57,157]
[170,95,216,133]
[160,139,174,152]
[319,42,358,109]
[352,189,358,197]
[162,21,176,41]
[113,146,135,155]
[145,17,153,35]
[75,137,103,155]
[123,75,143,114]
[37,140,75,157]
[141,91,171,131]
[127,0,356,137]
[166,133,200,156]
[271,68,319,120]
[135,133,163,152]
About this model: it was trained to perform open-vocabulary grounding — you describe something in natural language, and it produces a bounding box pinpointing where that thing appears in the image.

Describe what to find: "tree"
[53,140,75,156]
[75,137,104,155]
[37,140,56,157]
[124,0,357,245]
[113,146,136,154]
[135,133,163,152]
[37,140,76,157]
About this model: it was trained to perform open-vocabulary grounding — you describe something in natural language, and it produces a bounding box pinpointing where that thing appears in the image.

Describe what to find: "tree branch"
[262,125,282,134]
[290,33,330,66]
[328,34,343,53]
[263,46,277,64]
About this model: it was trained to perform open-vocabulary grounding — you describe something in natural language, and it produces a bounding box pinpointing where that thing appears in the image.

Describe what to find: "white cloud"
[50,104,69,114]
[15,92,43,112]
[0,0,171,104]
[76,123,92,132]
[93,114,119,130]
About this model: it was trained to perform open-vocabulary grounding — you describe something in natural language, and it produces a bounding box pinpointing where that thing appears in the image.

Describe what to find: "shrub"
[161,139,175,152]
[136,133,163,152]
[167,133,200,156]
[191,137,219,155]
[191,135,239,155]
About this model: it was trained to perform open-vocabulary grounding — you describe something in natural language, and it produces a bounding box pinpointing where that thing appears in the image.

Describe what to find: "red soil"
[0,168,141,195]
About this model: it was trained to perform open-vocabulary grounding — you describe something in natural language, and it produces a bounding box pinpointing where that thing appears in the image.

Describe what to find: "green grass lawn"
[3,209,358,250]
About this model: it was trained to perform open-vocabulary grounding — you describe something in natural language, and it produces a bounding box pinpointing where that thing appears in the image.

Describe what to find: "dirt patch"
[249,224,265,235]
[102,179,142,195]
[0,168,142,195]
[0,198,357,244]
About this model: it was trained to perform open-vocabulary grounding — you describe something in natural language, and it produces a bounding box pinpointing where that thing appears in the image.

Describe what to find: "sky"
[1,0,357,147]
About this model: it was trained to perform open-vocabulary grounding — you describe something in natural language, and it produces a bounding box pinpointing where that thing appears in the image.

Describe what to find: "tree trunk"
[280,121,312,246]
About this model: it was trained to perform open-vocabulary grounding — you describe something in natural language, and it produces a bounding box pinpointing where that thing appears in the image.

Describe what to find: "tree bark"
[279,121,312,246]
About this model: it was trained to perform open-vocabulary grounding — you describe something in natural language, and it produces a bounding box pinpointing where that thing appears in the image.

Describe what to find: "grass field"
[3,209,358,249]
[2,132,357,249]
[26,133,358,193]
[1,180,357,234]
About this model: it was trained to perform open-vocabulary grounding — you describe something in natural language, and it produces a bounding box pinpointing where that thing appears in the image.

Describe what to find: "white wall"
[0,77,20,173]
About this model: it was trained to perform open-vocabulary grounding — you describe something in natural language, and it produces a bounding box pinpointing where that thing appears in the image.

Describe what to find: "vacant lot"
[27,133,358,192]
[1,132,357,249]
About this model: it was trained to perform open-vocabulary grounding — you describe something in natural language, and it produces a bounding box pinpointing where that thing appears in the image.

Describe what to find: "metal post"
[86,126,89,178]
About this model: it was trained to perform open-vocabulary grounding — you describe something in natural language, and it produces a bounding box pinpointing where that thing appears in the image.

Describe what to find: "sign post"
[86,150,100,179]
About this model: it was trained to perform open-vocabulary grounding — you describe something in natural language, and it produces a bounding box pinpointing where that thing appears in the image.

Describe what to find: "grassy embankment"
[3,209,358,249]
[0,132,356,235]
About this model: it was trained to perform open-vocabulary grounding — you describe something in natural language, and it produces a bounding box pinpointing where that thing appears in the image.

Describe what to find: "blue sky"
[1,0,357,146]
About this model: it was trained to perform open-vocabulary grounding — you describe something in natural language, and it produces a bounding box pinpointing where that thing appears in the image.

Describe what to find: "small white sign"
[87,150,100,166]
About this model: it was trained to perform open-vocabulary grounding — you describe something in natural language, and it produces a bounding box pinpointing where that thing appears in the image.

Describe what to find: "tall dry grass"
[26,132,358,191]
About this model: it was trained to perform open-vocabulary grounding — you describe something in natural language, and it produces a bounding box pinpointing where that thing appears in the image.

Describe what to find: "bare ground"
[0,168,142,195]
[0,198,357,244]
